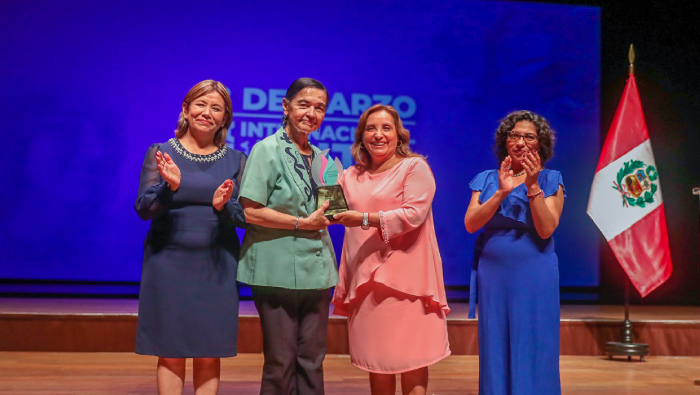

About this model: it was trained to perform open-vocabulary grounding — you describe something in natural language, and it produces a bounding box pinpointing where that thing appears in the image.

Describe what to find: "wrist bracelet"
[378,211,389,243]
[295,216,300,230]
[361,212,370,230]
[527,189,544,199]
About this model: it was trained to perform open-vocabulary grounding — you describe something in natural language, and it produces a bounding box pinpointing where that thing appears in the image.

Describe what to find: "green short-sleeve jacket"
[237,127,339,290]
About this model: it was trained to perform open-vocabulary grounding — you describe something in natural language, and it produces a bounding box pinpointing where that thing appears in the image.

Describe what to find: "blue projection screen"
[0,1,600,289]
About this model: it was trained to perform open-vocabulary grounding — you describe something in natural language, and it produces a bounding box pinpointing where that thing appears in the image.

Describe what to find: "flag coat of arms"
[587,74,672,297]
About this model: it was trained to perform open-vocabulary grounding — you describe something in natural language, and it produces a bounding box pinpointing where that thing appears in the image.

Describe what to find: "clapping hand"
[521,150,542,189]
[156,150,181,191]
[213,179,235,212]
[498,156,515,194]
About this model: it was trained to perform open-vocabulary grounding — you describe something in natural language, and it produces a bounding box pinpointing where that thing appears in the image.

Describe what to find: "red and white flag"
[587,74,672,297]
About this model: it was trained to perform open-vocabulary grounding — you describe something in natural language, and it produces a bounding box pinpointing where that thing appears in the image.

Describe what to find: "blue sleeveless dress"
[469,169,565,395]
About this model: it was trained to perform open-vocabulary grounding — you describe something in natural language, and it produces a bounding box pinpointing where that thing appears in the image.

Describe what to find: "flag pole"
[604,44,650,362]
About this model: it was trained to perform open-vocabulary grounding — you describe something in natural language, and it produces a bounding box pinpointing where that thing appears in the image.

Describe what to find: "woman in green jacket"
[237,78,338,395]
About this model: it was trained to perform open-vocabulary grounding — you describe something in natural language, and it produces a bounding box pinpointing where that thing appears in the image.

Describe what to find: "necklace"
[379,154,400,172]
[514,171,526,177]
[169,138,226,163]
[369,159,395,174]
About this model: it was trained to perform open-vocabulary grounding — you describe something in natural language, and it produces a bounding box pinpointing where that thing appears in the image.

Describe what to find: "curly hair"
[493,110,555,164]
[350,104,423,169]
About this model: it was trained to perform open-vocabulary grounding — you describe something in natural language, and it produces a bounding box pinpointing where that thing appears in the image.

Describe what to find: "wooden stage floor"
[2,298,699,356]
[0,352,698,394]
[2,298,699,320]
[0,297,700,323]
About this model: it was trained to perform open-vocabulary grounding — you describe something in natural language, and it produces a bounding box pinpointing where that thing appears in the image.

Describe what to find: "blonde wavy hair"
[175,80,233,146]
[351,104,423,169]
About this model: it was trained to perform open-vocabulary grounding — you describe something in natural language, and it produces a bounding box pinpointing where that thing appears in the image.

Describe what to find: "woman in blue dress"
[135,80,246,395]
[464,110,565,395]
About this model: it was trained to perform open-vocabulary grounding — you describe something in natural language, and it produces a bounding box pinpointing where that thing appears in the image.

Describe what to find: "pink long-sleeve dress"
[331,157,451,374]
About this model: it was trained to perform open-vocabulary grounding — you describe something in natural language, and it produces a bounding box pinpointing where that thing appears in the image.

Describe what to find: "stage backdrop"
[0,1,600,292]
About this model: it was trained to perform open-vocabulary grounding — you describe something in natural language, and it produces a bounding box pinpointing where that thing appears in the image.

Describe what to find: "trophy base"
[315,185,349,219]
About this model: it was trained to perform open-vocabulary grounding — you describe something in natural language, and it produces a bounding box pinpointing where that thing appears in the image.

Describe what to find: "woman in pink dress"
[331,104,450,395]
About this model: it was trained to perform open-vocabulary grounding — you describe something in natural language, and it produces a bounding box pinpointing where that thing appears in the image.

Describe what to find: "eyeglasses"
[507,131,538,143]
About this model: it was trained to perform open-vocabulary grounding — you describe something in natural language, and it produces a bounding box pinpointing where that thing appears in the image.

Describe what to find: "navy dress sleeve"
[135,144,174,220]
[215,150,247,228]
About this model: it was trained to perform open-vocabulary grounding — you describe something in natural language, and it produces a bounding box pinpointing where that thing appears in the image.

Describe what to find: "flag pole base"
[605,282,649,362]
[605,341,649,362]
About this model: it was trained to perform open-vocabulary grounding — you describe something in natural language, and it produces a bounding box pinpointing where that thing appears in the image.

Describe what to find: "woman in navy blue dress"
[464,110,565,395]
[135,80,246,395]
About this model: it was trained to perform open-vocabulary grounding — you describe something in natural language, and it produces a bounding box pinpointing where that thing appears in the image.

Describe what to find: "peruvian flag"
[587,74,672,297]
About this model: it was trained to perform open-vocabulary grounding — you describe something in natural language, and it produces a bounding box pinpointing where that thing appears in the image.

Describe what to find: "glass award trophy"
[311,149,349,219]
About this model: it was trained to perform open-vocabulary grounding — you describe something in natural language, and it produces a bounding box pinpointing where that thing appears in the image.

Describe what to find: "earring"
[397,140,403,147]
[360,143,366,149]
[282,115,289,126]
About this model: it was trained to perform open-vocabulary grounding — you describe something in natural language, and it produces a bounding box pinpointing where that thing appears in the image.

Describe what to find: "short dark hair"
[285,78,329,102]
[493,110,555,164]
